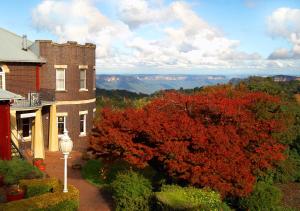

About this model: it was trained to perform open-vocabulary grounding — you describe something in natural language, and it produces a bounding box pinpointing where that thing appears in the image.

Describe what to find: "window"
[57,116,66,135]
[0,67,5,90]
[22,118,32,138]
[93,69,96,90]
[79,114,86,135]
[80,69,86,90]
[56,68,65,91]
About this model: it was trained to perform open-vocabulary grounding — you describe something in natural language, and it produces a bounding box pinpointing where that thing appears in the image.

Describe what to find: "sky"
[0,0,300,75]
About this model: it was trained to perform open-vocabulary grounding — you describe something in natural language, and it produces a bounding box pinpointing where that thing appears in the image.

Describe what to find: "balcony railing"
[12,92,41,108]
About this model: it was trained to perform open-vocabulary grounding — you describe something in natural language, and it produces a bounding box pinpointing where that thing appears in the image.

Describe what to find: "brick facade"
[5,63,38,97]
[2,40,96,151]
[38,41,96,150]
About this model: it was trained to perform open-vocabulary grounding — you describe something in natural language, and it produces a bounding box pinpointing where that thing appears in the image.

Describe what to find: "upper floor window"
[56,68,65,91]
[93,69,96,90]
[80,69,87,90]
[0,67,5,90]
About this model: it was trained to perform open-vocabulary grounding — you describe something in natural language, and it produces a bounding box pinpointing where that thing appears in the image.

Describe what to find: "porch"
[10,94,59,160]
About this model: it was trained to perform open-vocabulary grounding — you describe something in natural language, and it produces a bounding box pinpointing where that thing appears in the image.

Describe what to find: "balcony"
[11,91,55,110]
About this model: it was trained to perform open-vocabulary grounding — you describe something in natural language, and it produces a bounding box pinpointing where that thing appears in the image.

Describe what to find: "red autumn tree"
[90,87,286,197]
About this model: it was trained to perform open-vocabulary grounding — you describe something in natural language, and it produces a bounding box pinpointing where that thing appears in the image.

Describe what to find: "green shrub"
[155,185,230,211]
[105,160,132,184]
[0,159,43,185]
[111,170,152,211]
[19,178,60,198]
[239,181,282,210]
[0,183,79,211]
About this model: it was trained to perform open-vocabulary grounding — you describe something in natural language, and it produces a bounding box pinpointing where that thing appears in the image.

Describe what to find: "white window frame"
[57,115,67,137]
[79,114,87,136]
[18,118,32,141]
[93,69,96,90]
[0,67,5,90]
[79,69,87,91]
[56,68,66,91]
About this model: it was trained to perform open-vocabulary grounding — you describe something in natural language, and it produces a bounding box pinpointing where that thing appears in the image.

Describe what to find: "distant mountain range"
[96,74,233,94]
[96,74,300,94]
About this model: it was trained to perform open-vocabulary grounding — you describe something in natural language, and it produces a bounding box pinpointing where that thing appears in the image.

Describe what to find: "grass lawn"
[81,159,105,187]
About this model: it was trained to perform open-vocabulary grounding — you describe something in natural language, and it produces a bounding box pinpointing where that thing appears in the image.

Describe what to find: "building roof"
[0,89,24,101]
[0,28,45,63]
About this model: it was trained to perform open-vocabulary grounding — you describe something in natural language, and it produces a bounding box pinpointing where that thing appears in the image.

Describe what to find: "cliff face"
[272,75,297,82]
[96,74,229,94]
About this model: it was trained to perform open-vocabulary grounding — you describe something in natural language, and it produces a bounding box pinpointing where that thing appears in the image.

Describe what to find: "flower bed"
[0,178,79,211]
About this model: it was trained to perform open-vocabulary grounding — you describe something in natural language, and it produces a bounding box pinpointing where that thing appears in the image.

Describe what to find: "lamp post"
[59,130,73,193]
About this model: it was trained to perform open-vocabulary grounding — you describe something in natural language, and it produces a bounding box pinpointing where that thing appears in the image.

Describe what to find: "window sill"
[79,89,88,92]
[79,133,86,137]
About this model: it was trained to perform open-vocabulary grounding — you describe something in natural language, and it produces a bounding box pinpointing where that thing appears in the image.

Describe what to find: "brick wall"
[38,41,96,150]
[56,102,95,150]
[5,63,38,97]
[38,41,96,101]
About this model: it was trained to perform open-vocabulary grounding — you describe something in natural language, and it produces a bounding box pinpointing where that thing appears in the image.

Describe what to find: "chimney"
[22,35,28,51]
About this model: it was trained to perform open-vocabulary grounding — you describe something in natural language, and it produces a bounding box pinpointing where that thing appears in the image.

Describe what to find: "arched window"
[0,67,5,90]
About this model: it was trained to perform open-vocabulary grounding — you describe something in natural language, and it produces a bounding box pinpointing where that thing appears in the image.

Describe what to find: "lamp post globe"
[59,130,73,193]
[59,130,73,154]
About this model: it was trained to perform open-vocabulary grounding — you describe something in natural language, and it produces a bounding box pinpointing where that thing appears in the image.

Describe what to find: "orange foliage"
[90,89,286,197]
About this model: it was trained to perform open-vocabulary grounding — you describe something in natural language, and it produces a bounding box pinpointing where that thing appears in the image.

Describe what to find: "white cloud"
[31,0,298,72]
[267,7,300,59]
[32,0,131,58]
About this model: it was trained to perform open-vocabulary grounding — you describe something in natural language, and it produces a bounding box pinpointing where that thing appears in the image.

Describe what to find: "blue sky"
[1,0,300,75]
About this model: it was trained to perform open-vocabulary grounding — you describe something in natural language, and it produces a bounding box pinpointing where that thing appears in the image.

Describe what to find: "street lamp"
[59,130,73,193]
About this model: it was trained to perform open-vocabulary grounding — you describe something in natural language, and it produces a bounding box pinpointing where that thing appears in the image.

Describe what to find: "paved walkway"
[44,151,112,211]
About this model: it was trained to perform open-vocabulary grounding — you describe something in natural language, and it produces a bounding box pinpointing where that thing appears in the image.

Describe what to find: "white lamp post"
[59,130,73,193]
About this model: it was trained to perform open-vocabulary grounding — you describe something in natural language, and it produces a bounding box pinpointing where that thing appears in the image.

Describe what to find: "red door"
[0,101,11,160]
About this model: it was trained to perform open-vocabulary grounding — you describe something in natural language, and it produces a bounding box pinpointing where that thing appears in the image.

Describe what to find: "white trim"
[79,110,88,115]
[56,112,68,116]
[20,112,36,118]
[79,88,88,92]
[55,98,96,105]
[54,65,68,69]
[0,67,5,90]
[93,108,96,112]
[56,68,66,91]
[78,65,88,69]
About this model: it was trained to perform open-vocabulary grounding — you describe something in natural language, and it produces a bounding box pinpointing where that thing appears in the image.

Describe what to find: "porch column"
[49,104,59,151]
[33,108,45,159]
[10,110,19,148]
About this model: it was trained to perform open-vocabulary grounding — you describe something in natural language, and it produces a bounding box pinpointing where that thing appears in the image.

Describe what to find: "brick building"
[0,28,96,158]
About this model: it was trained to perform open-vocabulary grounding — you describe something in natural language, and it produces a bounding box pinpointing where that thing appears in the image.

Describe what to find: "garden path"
[44,151,112,211]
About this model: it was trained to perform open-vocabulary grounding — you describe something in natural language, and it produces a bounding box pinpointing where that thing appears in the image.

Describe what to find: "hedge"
[0,179,79,211]
[19,178,60,198]
[239,181,283,210]
[0,159,43,185]
[155,185,231,211]
[111,170,152,211]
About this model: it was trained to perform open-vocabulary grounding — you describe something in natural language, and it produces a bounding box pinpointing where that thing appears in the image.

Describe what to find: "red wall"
[0,101,11,160]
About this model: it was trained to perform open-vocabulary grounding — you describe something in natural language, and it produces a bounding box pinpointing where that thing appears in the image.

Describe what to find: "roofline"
[36,40,96,48]
[0,58,46,64]
[0,27,33,45]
